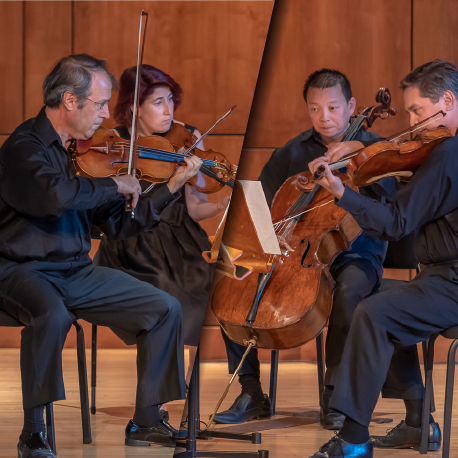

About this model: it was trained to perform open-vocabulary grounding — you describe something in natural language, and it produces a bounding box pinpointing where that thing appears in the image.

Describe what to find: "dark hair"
[303,68,353,103]
[400,59,458,103]
[114,65,183,127]
[43,54,117,109]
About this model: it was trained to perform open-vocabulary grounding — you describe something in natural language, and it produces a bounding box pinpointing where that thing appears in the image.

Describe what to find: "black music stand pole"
[174,346,269,458]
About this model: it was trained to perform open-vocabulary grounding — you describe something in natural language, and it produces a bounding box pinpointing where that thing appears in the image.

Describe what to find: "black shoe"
[213,393,271,424]
[371,420,441,451]
[17,432,56,458]
[320,396,345,430]
[125,419,178,447]
[309,434,373,457]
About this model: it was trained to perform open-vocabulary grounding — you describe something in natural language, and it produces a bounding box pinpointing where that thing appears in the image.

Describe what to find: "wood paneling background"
[0,0,273,349]
[1,0,456,362]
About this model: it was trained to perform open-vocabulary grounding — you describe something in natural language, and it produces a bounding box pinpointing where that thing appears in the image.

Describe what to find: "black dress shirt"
[337,131,458,264]
[0,108,178,269]
[258,127,389,278]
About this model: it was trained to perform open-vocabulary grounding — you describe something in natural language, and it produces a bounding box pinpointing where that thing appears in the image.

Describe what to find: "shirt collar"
[34,107,64,148]
[300,127,324,145]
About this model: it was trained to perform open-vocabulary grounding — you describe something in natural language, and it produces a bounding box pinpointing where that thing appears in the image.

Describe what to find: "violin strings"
[110,146,219,167]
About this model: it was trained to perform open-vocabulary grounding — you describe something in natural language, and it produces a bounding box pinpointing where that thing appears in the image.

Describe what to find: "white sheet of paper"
[239,180,281,255]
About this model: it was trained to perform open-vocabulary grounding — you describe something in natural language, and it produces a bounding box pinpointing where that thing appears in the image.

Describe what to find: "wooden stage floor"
[0,349,456,457]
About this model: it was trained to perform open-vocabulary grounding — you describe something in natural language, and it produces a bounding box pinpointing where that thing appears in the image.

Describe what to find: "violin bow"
[183,106,236,156]
[126,10,149,217]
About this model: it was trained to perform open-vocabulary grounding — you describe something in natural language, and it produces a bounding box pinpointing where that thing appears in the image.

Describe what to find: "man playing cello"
[215,69,395,431]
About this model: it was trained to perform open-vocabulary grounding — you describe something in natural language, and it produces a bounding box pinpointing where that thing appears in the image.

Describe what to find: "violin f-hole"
[301,239,311,268]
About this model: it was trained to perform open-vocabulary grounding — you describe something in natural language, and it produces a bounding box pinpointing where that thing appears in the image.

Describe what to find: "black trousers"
[331,265,458,427]
[222,258,378,387]
[0,261,186,410]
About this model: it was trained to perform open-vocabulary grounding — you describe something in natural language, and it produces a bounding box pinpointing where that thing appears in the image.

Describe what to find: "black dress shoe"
[125,419,177,447]
[17,432,56,458]
[371,420,441,451]
[213,393,271,424]
[320,396,345,430]
[309,434,373,458]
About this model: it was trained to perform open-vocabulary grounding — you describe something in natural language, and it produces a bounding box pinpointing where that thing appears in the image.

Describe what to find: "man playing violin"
[0,54,202,457]
[215,69,393,430]
[307,59,458,457]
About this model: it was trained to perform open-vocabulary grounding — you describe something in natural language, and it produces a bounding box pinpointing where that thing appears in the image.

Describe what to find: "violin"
[211,88,396,350]
[314,111,451,187]
[71,124,236,193]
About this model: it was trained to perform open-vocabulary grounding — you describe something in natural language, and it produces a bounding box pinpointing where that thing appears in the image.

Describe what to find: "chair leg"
[74,321,92,444]
[422,341,436,413]
[91,324,97,415]
[269,350,279,416]
[442,339,458,458]
[45,402,56,454]
[316,331,325,406]
[420,334,438,454]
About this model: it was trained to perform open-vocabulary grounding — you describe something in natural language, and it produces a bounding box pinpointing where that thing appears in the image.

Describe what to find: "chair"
[0,309,92,453]
[420,326,458,456]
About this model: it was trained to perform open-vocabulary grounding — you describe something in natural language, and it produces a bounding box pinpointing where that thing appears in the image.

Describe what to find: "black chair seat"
[441,326,458,340]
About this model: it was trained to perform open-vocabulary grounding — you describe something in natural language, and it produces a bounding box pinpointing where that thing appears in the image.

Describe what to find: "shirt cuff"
[94,177,119,204]
[151,184,180,213]
[335,186,369,212]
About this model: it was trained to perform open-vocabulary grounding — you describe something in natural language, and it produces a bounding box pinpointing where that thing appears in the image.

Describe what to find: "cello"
[211,88,396,350]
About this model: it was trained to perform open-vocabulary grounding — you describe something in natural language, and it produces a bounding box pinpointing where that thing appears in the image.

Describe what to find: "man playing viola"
[307,59,458,457]
[215,69,394,431]
[0,54,202,458]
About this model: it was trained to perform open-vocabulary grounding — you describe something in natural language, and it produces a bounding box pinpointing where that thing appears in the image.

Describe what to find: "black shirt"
[0,108,178,269]
[258,127,389,278]
[337,131,458,264]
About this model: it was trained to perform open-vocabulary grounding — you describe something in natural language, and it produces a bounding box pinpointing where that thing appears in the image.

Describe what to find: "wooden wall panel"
[413,0,458,67]
[24,2,72,120]
[73,1,273,134]
[0,2,23,133]
[237,147,274,181]
[244,0,411,148]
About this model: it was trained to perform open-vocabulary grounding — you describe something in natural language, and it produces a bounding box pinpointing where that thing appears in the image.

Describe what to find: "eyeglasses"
[86,97,109,111]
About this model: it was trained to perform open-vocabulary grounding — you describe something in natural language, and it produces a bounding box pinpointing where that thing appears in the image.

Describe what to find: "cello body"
[211,171,361,349]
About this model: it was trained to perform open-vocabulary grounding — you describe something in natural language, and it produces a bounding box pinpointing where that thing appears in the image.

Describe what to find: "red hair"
[114,65,183,127]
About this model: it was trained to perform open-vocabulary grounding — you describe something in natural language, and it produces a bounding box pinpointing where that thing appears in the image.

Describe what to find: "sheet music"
[239,180,281,255]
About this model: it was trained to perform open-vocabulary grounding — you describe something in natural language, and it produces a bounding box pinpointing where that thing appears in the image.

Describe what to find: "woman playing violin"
[94,64,229,408]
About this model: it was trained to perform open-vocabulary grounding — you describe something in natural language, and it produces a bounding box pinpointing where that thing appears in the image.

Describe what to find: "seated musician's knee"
[34,307,73,335]
[353,296,390,328]
[139,293,182,332]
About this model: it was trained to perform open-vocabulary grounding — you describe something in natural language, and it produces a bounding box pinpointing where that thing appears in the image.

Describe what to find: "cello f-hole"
[301,239,312,268]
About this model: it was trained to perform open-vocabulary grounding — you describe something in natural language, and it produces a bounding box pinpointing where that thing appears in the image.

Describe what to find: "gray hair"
[400,60,458,103]
[43,54,118,109]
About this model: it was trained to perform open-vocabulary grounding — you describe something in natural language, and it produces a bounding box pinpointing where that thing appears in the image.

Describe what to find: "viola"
[314,111,451,187]
[211,88,396,350]
[71,125,236,193]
